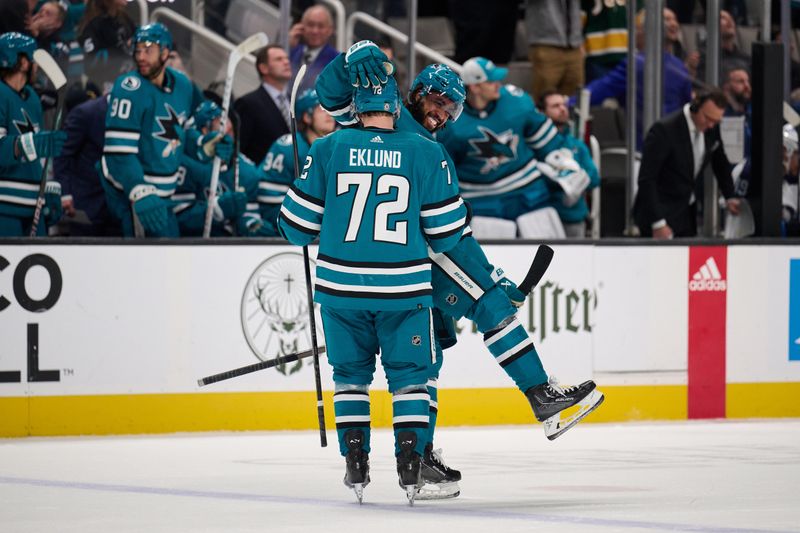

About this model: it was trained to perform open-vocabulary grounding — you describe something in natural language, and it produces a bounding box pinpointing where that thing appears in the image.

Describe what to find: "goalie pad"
[469,215,517,239]
[516,207,566,239]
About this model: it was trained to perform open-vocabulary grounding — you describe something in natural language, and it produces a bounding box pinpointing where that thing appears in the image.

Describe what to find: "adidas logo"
[689,257,727,292]
[370,135,383,143]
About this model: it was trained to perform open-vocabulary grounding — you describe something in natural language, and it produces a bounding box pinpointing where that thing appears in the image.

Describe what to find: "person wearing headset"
[633,87,742,239]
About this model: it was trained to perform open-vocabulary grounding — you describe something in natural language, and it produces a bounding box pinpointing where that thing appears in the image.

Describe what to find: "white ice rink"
[1,420,799,533]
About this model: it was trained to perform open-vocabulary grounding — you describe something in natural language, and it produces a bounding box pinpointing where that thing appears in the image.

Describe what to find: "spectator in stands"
[437,57,589,239]
[524,0,584,101]
[54,93,121,236]
[28,1,65,47]
[722,67,751,160]
[695,10,750,83]
[577,8,692,148]
[288,4,338,94]
[539,90,600,238]
[582,0,633,82]
[633,88,741,239]
[234,44,292,164]
[449,0,519,65]
[78,0,135,92]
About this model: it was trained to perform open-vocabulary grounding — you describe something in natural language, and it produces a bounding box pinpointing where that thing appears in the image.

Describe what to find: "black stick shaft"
[197,346,326,386]
[289,65,327,447]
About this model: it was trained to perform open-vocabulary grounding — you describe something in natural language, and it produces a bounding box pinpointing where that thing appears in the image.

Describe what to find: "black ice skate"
[525,378,604,441]
[342,429,370,504]
[396,431,422,506]
[418,444,461,500]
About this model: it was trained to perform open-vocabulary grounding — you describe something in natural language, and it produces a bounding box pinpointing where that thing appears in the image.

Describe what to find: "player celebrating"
[278,77,467,505]
[437,56,591,238]
[257,88,336,234]
[316,41,604,499]
[0,32,65,236]
[100,23,228,237]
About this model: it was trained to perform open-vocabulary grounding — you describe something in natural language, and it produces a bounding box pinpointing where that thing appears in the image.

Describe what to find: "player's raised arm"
[421,148,467,253]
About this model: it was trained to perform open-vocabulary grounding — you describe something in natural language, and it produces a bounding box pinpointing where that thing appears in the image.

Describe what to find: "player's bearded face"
[135,43,168,80]
[411,91,456,133]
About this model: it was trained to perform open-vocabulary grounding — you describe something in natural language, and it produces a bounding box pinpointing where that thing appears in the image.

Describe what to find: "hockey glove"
[199,132,234,162]
[345,40,393,87]
[16,130,67,162]
[43,181,63,226]
[131,185,168,235]
[498,277,526,308]
[540,149,590,207]
[238,215,277,237]
[213,190,248,221]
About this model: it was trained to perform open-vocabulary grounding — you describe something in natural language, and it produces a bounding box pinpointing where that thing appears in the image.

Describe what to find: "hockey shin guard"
[333,384,371,456]
[426,378,439,448]
[484,317,548,391]
[392,385,430,457]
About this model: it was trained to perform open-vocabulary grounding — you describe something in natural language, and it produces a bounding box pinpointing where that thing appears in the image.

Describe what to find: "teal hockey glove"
[199,132,234,161]
[214,190,247,220]
[17,130,67,161]
[131,185,168,234]
[345,40,392,87]
[43,181,63,226]
[498,277,526,308]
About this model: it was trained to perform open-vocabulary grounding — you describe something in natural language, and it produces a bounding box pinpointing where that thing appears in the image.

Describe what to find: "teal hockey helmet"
[133,23,173,51]
[192,100,222,130]
[0,32,36,69]
[410,63,465,121]
[353,76,401,119]
[295,89,320,118]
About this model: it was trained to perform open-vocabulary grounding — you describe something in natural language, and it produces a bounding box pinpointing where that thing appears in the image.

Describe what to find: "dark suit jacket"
[290,43,339,95]
[633,107,736,237]
[234,85,290,164]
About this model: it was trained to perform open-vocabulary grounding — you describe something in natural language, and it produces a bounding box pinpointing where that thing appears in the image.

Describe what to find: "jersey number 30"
[337,172,409,245]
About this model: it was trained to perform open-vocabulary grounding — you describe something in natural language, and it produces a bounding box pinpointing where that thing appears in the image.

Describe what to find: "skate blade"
[415,481,460,500]
[404,485,418,506]
[543,389,604,441]
[352,483,364,504]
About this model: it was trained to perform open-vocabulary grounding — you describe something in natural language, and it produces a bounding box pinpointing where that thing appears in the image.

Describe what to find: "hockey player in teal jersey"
[257,89,336,235]
[315,41,604,498]
[278,77,467,504]
[100,23,226,237]
[0,32,65,236]
[172,100,275,237]
[437,57,591,237]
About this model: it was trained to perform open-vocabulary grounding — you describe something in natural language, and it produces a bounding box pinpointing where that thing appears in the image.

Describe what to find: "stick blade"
[33,49,67,90]
[518,245,554,295]
[237,32,269,55]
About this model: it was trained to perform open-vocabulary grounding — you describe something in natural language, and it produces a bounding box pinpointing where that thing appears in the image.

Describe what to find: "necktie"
[277,93,291,129]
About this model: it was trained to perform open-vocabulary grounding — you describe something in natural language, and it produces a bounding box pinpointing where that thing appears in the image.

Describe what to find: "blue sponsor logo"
[791,260,800,361]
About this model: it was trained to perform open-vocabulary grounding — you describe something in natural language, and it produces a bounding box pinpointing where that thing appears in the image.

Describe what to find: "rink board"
[1,242,799,436]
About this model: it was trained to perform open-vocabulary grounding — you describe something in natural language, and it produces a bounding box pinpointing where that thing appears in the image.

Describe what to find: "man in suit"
[634,88,741,239]
[288,4,339,94]
[234,44,292,164]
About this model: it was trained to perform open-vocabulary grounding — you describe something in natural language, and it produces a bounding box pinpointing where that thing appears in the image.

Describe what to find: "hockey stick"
[197,346,327,386]
[202,32,268,238]
[517,244,555,295]
[290,64,327,447]
[29,49,67,237]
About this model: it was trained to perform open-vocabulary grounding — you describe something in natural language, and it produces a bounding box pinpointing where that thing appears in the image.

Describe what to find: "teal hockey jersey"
[278,126,466,311]
[258,132,309,232]
[436,85,561,204]
[0,82,46,218]
[101,67,202,202]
